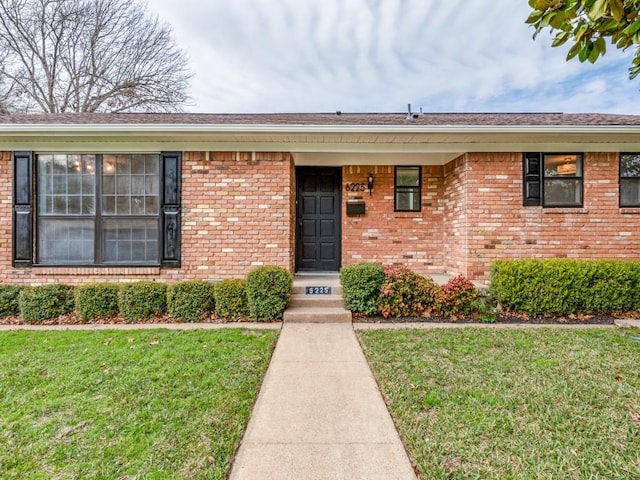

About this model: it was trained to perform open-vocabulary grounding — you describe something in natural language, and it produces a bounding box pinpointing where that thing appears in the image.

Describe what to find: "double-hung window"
[37,154,159,264]
[12,151,181,267]
[523,153,583,207]
[395,166,421,212]
[620,153,640,207]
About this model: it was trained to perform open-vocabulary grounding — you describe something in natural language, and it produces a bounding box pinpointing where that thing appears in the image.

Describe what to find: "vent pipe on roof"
[407,103,420,119]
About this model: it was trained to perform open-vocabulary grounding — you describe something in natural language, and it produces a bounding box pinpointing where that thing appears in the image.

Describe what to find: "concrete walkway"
[229,323,417,480]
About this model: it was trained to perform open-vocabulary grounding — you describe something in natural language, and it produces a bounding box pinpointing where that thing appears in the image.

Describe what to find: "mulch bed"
[357,315,618,325]
[0,313,264,326]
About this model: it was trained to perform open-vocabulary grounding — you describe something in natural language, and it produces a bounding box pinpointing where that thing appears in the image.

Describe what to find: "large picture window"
[620,153,640,207]
[523,153,583,207]
[395,166,421,212]
[10,151,181,268]
[37,154,160,265]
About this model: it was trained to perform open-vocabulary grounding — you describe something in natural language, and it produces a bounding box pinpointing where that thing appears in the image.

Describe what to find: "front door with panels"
[295,167,342,271]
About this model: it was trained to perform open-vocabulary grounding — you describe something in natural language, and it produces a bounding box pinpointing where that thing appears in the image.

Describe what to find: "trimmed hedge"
[0,285,24,317]
[339,262,385,315]
[378,266,439,318]
[75,283,120,321]
[118,281,167,322]
[18,284,76,323]
[167,280,215,322]
[214,279,249,319]
[490,259,640,315]
[246,266,293,321]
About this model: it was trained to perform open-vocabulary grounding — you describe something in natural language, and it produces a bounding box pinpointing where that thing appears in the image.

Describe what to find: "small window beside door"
[395,166,421,212]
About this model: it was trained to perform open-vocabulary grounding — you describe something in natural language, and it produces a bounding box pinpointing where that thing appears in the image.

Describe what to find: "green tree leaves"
[528,0,640,78]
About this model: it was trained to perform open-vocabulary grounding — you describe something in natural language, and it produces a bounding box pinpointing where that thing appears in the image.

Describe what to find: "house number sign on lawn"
[305,286,332,295]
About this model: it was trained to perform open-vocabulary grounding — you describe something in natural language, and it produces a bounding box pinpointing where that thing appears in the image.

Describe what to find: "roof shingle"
[1,112,640,126]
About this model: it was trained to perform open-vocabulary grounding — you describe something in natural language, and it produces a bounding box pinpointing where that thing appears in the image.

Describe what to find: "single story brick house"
[1,112,640,285]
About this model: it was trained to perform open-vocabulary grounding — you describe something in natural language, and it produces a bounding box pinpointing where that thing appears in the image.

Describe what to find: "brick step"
[283,307,352,323]
[288,294,345,309]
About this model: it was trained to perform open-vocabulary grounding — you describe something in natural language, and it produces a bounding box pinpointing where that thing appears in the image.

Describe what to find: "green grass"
[0,328,278,479]
[358,328,640,479]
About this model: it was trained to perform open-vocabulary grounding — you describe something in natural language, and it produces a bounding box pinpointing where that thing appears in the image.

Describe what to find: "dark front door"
[296,167,342,271]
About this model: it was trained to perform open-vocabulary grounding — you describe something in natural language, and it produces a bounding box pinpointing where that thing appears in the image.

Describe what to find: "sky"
[145,0,640,114]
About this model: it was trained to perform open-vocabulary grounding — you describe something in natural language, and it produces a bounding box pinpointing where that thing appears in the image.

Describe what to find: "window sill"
[33,266,162,276]
[619,208,640,214]
[393,211,423,217]
[542,208,588,214]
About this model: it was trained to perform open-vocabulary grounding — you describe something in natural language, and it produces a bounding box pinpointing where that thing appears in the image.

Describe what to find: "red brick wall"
[463,152,640,281]
[0,151,294,285]
[341,165,446,275]
[0,151,13,279]
[180,152,294,280]
[3,149,640,285]
[443,155,468,276]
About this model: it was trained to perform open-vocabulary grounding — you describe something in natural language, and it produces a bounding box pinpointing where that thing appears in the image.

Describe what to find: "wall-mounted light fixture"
[367,173,374,195]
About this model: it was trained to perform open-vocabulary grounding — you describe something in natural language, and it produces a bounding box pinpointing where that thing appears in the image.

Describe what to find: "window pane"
[621,154,640,178]
[544,154,582,177]
[543,179,582,207]
[102,218,158,263]
[620,178,640,207]
[102,154,159,218]
[396,188,420,211]
[38,219,94,264]
[396,167,420,186]
[38,154,94,217]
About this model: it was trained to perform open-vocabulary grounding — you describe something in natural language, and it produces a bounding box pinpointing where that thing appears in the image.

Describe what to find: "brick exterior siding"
[2,149,639,284]
[341,165,446,274]
[463,152,640,281]
[0,151,294,285]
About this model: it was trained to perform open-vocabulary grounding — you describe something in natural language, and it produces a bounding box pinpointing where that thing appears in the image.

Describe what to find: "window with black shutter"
[523,153,583,208]
[12,151,181,267]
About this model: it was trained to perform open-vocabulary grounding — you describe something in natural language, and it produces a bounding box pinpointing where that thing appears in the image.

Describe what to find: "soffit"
[2,125,640,162]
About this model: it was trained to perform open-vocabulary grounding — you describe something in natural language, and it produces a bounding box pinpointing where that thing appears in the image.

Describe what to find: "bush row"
[0,265,293,323]
[490,259,640,315]
[340,263,484,320]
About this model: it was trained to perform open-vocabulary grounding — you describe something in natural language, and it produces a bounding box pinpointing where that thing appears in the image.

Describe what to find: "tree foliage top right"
[528,0,640,78]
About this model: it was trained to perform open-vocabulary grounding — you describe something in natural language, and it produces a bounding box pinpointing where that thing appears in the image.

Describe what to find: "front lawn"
[358,327,640,479]
[0,328,278,479]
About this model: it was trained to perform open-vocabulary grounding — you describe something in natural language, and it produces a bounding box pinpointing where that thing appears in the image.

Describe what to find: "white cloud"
[147,0,640,114]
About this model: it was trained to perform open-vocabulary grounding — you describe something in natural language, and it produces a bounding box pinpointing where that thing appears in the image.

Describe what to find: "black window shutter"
[12,151,33,267]
[161,152,181,267]
[523,153,541,206]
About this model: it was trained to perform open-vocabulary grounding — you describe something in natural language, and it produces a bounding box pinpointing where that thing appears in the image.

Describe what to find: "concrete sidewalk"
[229,323,417,480]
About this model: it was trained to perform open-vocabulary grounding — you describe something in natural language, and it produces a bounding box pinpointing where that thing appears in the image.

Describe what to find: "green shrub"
[436,275,478,318]
[118,281,167,322]
[490,259,640,315]
[378,266,439,318]
[167,280,215,322]
[75,283,120,321]
[0,285,23,317]
[18,284,75,323]
[339,262,386,315]
[214,279,249,319]
[245,266,293,321]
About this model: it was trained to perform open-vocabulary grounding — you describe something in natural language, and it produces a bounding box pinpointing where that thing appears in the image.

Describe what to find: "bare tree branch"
[0,0,191,113]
